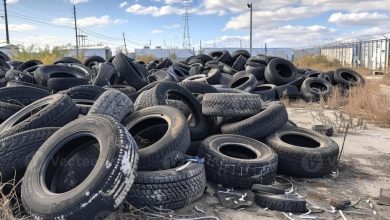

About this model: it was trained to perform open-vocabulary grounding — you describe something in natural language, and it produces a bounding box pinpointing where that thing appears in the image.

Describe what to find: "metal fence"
[293,34,390,72]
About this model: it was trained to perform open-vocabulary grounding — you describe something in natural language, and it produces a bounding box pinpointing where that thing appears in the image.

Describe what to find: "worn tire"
[334,68,365,88]
[134,81,208,140]
[112,53,148,90]
[265,58,297,85]
[0,86,50,106]
[63,84,105,100]
[265,126,339,177]
[122,106,190,171]
[198,134,278,188]
[0,94,79,139]
[0,101,23,121]
[179,80,219,95]
[254,193,307,213]
[301,78,333,102]
[126,162,205,209]
[34,65,88,86]
[93,62,118,87]
[47,77,89,91]
[88,89,134,122]
[0,127,59,181]
[21,115,138,220]
[221,102,288,140]
[228,74,258,92]
[202,93,262,117]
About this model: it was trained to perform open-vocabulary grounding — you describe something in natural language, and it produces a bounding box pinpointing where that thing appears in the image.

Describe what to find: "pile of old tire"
[0,51,341,219]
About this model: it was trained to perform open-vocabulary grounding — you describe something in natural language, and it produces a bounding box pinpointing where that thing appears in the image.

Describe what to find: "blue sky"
[1,0,390,51]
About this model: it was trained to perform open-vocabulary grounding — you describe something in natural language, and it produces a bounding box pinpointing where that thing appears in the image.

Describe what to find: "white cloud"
[126,4,181,16]
[6,0,19,4]
[69,0,89,4]
[52,15,127,27]
[119,1,128,8]
[328,12,388,25]
[164,0,181,4]
[162,24,180,29]
[151,29,163,34]
[0,23,36,31]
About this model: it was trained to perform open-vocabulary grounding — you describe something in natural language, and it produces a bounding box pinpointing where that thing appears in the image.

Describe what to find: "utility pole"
[73,4,79,57]
[240,39,242,48]
[122,33,128,55]
[3,0,10,44]
[247,3,253,55]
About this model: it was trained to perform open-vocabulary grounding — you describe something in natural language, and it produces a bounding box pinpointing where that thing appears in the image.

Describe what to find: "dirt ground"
[170,107,390,220]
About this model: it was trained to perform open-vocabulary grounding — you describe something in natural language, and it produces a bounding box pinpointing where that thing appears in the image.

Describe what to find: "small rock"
[330,198,351,210]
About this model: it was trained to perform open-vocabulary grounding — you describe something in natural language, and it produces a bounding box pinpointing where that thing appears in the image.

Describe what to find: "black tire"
[112,53,148,90]
[232,55,247,71]
[126,162,206,209]
[107,85,136,98]
[318,73,331,83]
[122,106,190,170]
[231,50,251,61]
[198,134,278,188]
[202,93,262,117]
[0,94,79,139]
[252,84,277,101]
[334,68,365,87]
[6,80,51,92]
[265,58,297,85]
[209,50,231,64]
[63,84,105,100]
[206,69,222,84]
[179,80,219,95]
[265,126,339,177]
[222,65,237,75]
[0,101,23,121]
[221,102,288,140]
[312,125,334,136]
[0,86,51,106]
[134,81,208,140]
[325,70,336,85]
[84,55,106,68]
[0,127,59,181]
[254,193,307,213]
[276,85,300,99]
[287,76,306,88]
[19,60,43,71]
[73,99,95,115]
[21,115,138,220]
[47,77,89,92]
[93,62,118,87]
[301,78,333,102]
[148,69,179,83]
[5,69,34,83]
[88,89,134,122]
[34,65,88,86]
[0,59,11,70]
[53,56,81,64]
[219,73,233,85]
[0,51,10,62]
[245,63,266,81]
[156,58,173,69]
[228,74,258,92]
[58,63,93,81]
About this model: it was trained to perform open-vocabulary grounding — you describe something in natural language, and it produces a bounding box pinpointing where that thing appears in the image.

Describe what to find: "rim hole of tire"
[44,135,99,194]
[275,64,292,78]
[51,72,75,78]
[14,105,46,125]
[220,144,257,159]
[281,134,320,148]
[310,82,327,91]
[130,117,168,149]
[254,85,272,91]
[341,72,357,82]
[231,77,249,88]
[166,91,197,126]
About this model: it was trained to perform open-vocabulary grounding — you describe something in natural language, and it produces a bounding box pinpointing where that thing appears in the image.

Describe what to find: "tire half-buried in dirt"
[21,114,139,220]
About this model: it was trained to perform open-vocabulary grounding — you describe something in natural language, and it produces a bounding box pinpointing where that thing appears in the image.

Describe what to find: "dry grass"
[10,45,84,64]
[136,54,157,64]
[294,55,341,71]
[0,178,26,220]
